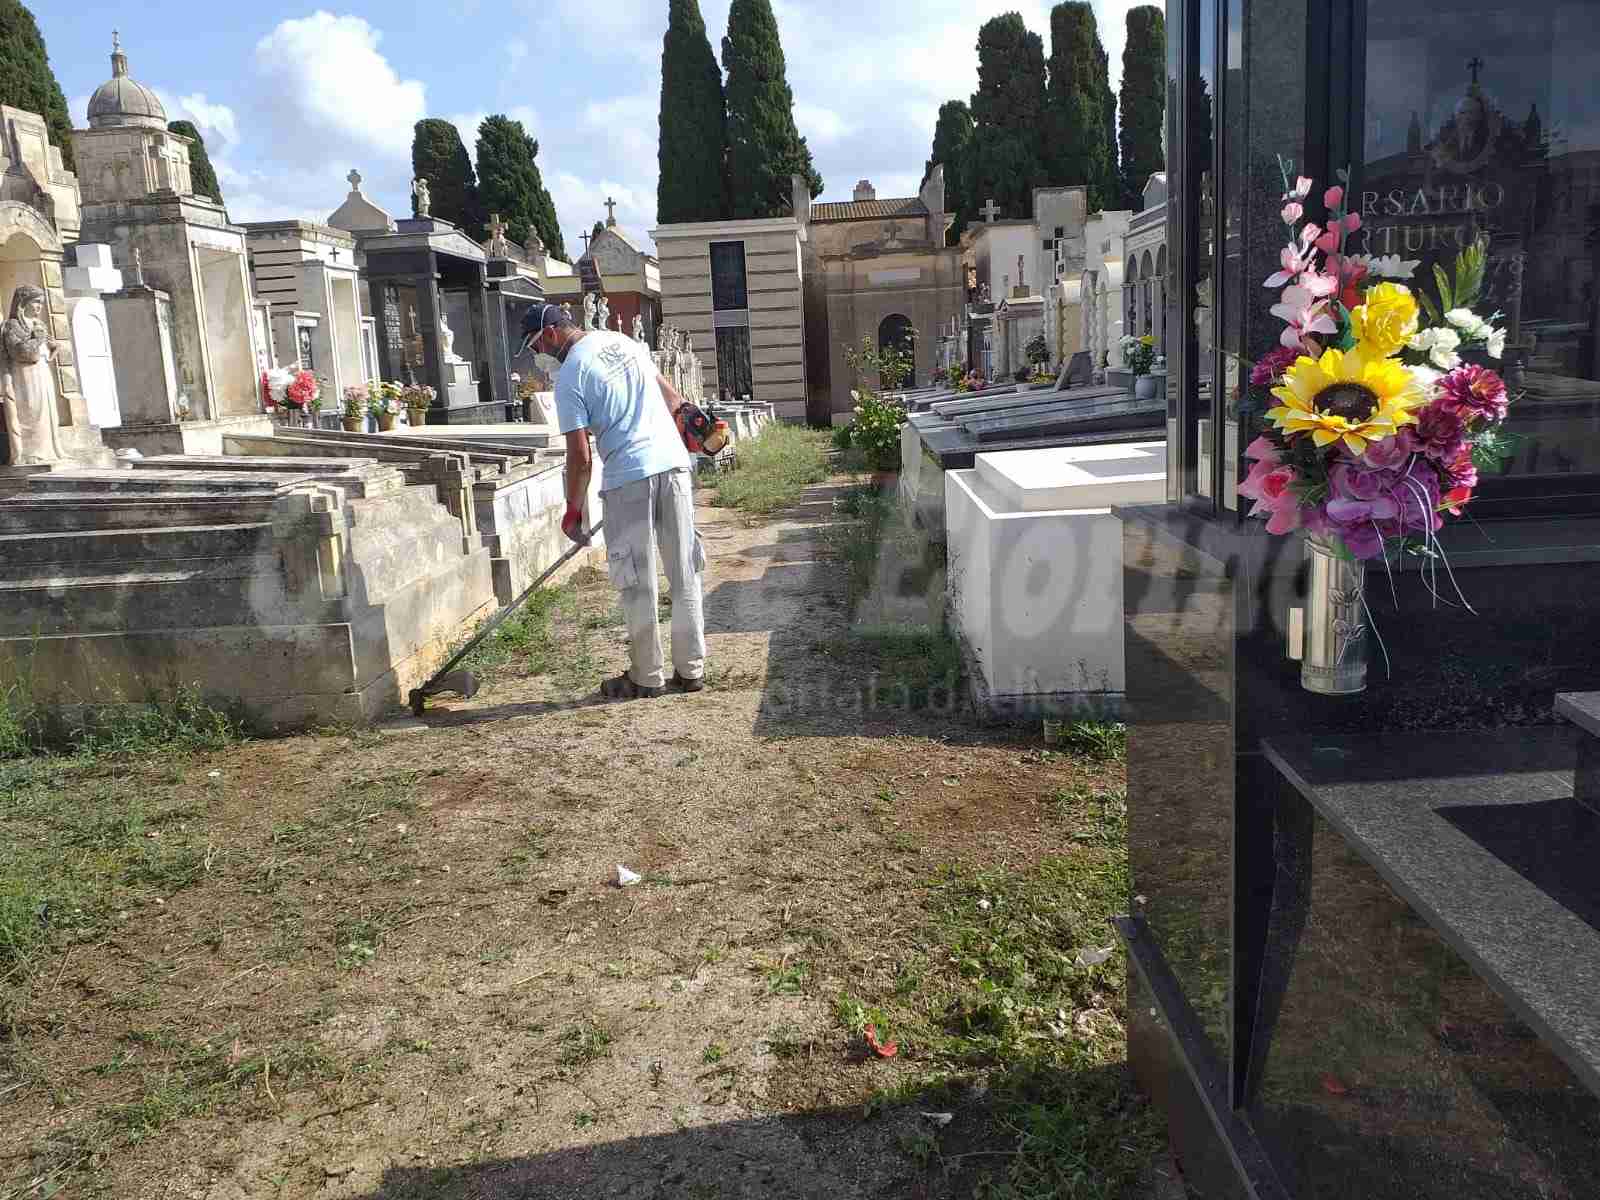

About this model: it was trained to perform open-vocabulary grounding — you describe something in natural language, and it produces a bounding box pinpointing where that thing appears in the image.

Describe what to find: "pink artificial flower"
[1324,185,1344,210]
[1357,434,1411,470]
[1238,455,1303,534]
[1249,347,1300,388]
[1243,433,1283,464]
[1281,201,1304,226]
[1270,284,1338,350]
[1264,225,1321,288]
[1297,269,1339,300]
[1437,364,1509,423]
[1314,214,1362,256]
[1445,443,1478,492]
[1283,176,1313,201]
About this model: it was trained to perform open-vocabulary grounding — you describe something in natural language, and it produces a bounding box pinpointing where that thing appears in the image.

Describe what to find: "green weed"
[707,424,831,516]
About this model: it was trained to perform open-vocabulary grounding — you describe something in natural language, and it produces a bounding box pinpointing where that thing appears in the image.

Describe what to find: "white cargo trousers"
[602,467,706,689]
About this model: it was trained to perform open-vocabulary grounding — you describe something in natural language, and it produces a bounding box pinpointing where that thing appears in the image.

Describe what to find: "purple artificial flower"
[1437,364,1509,423]
[1398,400,1468,463]
[1250,346,1300,388]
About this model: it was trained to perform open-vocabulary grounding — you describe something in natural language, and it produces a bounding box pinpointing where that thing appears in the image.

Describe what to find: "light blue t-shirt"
[554,331,690,492]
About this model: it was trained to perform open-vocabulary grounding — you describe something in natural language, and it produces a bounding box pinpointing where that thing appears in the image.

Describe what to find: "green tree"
[166,120,221,203]
[411,118,483,233]
[969,13,1049,220]
[0,0,74,172]
[658,0,728,223]
[1045,2,1116,210]
[923,100,975,244]
[1119,5,1165,209]
[475,114,565,260]
[722,0,822,219]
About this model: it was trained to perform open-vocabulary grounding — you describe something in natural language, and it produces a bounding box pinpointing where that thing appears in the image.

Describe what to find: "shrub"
[1025,331,1050,367]
[846,389,906,473]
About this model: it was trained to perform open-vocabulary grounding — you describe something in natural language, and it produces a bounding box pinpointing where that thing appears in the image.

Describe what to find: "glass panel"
[714,325,753,402]
[709,241,748,312]
[1360,0,1600,479]
[1190,0,1218,500]
[296,325,314,370]
[1218,0,1244,511]
[1166,0,1183,503]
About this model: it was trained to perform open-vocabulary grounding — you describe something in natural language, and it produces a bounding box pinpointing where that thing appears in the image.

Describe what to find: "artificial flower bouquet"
[1238,163,1516,562]
[365,379,402,416]
[262,366,296,409]
[1120,333,1156,377]
[283,369,321,412]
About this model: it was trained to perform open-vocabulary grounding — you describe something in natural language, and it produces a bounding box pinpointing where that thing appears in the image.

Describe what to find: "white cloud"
[548,171,656,258]
[251,13,427,161]
[793,103,852,145]
[506,39,530,68]
[69,94,90,128]
[153,89,240,148]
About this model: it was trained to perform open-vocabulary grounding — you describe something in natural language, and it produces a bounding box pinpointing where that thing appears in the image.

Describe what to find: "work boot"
[669,672,705,694]
[599,672,665,700]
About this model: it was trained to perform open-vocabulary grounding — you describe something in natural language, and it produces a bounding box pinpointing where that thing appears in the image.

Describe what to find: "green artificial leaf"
[1432,262,1456,312]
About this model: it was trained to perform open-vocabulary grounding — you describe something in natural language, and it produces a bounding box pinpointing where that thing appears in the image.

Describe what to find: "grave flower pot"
[378,412,397,431]
[406,405,430,427]
[1300,535,1367,695]
[342,416,363,433]
[1134,373,1158,400]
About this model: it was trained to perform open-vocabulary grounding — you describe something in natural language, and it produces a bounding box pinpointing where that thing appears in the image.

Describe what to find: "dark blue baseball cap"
[519,303,570,353]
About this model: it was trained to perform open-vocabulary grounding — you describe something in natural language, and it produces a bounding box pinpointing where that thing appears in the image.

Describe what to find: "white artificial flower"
[1349,253,1420,280]
[1408,328,1438,352]
[1445,308,1478,330]
[1486,327,1506,359]
[1429,327,1462,370]
[1408,364,1443,395]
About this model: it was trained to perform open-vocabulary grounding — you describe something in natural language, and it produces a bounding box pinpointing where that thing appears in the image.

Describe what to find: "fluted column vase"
[1301,535,1368,695]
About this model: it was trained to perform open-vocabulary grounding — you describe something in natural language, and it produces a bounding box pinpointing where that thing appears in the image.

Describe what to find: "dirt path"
[1,479,1151,1200]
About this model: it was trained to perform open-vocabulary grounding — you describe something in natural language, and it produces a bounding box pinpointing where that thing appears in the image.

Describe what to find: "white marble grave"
[944,440,1166,716]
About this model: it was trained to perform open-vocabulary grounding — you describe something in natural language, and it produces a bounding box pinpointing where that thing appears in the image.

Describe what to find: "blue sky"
[40,1,1140,256]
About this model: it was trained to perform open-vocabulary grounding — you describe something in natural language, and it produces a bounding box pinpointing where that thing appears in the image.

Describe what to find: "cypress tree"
[1119,6,1165,209]
[1045,3,1114,210]
[476,114,565,260]
[969,13,1049,220]
[658,0,728,223]
[722,0,822,220]
[411,118,484,233]
[166,120,221,203]
[0,0,74,172]
[1098,42,1118,207]
[924,99,975,243]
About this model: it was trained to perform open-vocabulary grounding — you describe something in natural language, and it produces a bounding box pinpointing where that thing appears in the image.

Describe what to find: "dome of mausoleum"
[86,33,168,131]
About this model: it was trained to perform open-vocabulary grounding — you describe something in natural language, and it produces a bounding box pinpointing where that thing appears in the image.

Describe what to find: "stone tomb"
[899,381,1159,539]
[944,440,1167,717]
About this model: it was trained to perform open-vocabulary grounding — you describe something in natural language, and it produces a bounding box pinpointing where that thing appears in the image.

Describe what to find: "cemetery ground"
[0,432,1169,1200]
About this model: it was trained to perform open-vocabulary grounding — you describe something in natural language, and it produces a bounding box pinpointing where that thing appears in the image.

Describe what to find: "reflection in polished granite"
[1124,513,1236,1061]
[1247,804,1600,1198]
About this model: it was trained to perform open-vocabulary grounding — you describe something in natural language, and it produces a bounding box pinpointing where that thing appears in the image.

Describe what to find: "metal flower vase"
[1301,536,1368,695]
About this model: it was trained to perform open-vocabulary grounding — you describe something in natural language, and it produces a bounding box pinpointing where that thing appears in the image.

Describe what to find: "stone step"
[129,457,410,499]
[25,470,293,496]
[0,523,275,567]
[0,567,329,637]
[0,495,279,533]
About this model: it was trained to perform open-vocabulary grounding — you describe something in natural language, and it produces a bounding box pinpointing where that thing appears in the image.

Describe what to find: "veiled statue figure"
[1,285,65,466]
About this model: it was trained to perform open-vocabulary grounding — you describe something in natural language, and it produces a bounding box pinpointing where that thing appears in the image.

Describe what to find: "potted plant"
[1025,332,1052,383]
[1120,334,1158,398]
[402,383,435,426]
[342,385,367,432]
[367,380,400,430]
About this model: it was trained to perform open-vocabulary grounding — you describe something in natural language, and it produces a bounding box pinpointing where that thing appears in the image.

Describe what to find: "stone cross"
[579,230,591,252]
[1017,254,1025,290]
[330,247,340,263]
[980,197,1001,223]
[1468,55,1484,84]
[604,197,617,227]
[347,168,362,192]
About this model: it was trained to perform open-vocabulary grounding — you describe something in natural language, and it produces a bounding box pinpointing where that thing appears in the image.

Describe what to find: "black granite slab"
[931,384,1126,422]
[1556,693,1600,740]
[917,420,1162,470]
[965,391,1168,442]
[1261,729,1599,1096]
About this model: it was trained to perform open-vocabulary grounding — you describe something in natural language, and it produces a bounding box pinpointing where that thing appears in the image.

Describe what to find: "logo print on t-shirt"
[592,339,635,385]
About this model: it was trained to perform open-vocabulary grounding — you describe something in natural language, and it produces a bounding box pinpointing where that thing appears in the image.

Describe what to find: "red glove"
[561,504,586,544]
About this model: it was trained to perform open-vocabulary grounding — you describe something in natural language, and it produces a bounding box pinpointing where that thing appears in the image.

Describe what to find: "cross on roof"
[980,197,1001,223]
[1467,55,1485,84]
[113,29,121,52]
[347,168,362,190]
[330,247,340,262]
[604,196,617,226]
[580,230,592,251]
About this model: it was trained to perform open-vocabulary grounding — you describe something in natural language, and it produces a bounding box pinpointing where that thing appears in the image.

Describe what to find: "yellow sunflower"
[1266,346,1424,454]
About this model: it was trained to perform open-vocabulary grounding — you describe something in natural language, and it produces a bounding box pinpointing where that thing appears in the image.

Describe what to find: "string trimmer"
[408,521,604,717]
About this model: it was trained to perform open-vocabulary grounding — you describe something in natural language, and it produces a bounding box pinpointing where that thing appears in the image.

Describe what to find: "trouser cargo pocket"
[691,534,706,574]
[607,546,640,589]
